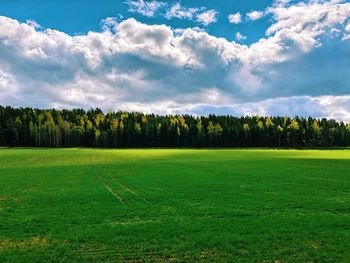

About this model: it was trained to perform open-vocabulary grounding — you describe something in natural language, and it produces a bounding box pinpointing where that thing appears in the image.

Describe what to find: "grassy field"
[0,148,350,262]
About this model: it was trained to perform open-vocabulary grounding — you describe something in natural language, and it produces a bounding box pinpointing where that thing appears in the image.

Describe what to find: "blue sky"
[0,0,275,43]
[0,0,350,120]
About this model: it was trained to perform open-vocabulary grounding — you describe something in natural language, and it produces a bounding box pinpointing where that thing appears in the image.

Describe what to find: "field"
[1,148,350,262]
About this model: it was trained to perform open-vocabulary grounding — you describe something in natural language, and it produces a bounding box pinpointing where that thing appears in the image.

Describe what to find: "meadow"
[0,148,350,262]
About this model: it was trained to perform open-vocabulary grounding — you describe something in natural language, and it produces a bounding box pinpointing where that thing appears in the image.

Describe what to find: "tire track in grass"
[97,174,124,204]
[90,152,124,204]
[99,164,150,204]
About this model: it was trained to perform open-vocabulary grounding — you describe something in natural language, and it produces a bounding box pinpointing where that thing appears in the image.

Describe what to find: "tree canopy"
[1,105,349,148]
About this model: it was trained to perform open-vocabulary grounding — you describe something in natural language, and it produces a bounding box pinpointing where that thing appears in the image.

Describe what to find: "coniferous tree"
[0,105,349,148]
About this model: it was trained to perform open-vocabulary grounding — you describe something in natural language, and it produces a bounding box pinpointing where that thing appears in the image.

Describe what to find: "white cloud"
[121,96,350,123]
[0,0,350,120]
[235,32,246,41]
[266,1,350,36]
[273,0,292,8]
[125,0,166,17]
[174,26,205,35]
[228,13,242,24]
[246,10,264,21]
[196,9,218,26]
[26,20,41,30]
[100,17,121,32]
[346,23,350,32]
[165,3,217,26]
[165,3,199,20]
[0,69,19,102]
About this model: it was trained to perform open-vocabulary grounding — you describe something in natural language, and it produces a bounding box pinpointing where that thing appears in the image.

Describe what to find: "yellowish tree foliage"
[196,118,204,133]
[288,119,299,131]
[214,123,223,134]
[111,119,118,129]
[170,117,178,126]
[178,116,189,130]
[142,116,148,124]
[311,120,321,135]
[208,121,223,143]
[177,127,181,136]
[119,120,124,132]
[265,117,274,128]
[134,123,141,135]
[277,125,283,133]
[346,123,350,132]
[94,129,101,140]
[15,116,22,126]
[196,118,205,142]
[243,123,250,144]
[243,123,250,131]
[86,120,93,130]
[95,113,104,127]
[120,112,128,120]
[78,116,85,127]
[207,121,214,136]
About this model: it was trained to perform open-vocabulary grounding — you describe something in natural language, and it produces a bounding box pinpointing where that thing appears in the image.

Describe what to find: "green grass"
[1,148,350,262]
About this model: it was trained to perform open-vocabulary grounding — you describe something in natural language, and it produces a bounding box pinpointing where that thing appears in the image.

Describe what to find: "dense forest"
[1,105,350,148]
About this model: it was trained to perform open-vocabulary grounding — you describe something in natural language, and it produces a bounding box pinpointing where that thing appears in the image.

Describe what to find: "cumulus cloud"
[228,13,242,24]
[26,19,41,30]
[100,16,122,32]
[123,95,350,123]
[273,0,292,8]
[125,0,166,17]
[126,1,218,26]
[266,0,350,36]
[246,10,264,21]
[165,3,217,26]
[189,96,350,122]
[346,23,350,31]
[235,32,246,41]
[165,3,200,20]
[0,0,350,120]
[196,9,218,26]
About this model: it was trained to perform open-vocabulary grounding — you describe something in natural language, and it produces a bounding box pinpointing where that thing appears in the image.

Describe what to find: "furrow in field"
[90,151,149,204]
[100,165,150,204]
[97,174,124,204]
[90,153,124,204]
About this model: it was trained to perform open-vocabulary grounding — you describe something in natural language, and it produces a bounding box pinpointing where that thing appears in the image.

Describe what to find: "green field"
[1,149,350,262]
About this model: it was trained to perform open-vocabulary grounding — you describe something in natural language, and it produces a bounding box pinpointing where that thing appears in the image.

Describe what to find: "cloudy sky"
[0,0,350,121]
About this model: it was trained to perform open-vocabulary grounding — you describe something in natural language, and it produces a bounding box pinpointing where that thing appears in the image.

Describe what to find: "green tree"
[196,118,205,146]
[277,125,283,147]
[243,123,250,145]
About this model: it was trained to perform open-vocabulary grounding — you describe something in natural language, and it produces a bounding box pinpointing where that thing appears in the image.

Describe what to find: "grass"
[0,148,350,262]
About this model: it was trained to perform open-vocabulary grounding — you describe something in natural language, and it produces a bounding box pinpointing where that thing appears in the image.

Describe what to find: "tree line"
[1,105,350,148]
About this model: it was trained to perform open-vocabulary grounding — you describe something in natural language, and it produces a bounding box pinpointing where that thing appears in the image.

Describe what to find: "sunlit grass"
[1,148,350,261]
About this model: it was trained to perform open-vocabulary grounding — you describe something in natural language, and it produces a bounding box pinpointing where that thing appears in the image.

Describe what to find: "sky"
[0,0,350,121]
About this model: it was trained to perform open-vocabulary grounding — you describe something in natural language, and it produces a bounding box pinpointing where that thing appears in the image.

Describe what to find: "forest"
[1,105,350,148]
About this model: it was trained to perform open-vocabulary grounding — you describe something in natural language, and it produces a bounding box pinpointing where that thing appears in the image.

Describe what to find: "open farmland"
[1,148,350,262]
